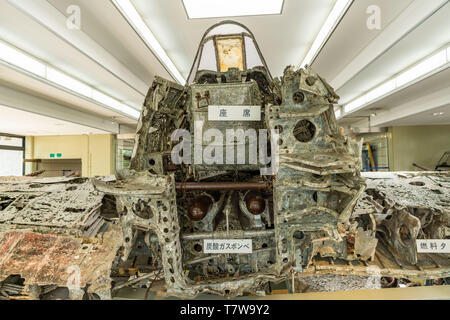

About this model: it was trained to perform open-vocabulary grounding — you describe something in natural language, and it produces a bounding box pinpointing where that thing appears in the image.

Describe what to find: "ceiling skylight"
[182,0,284,19]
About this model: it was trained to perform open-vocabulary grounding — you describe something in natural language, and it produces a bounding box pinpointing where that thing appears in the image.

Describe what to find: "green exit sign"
[50,153,62,158]
[50,153,55,158]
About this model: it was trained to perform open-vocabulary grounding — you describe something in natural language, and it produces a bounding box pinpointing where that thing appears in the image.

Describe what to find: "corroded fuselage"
[0,21,448,300]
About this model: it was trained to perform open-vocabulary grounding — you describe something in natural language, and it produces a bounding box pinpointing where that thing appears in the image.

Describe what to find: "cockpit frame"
[187,20,273,84]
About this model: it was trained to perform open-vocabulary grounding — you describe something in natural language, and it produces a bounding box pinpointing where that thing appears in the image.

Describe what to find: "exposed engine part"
[0,20,448,299]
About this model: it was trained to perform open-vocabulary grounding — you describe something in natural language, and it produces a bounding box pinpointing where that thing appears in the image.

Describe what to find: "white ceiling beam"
[0,40,141,120]
[299,0,353,68]
[7,0,148,96]
[0,84,119,133]
[342,47,449,116]
[371,86,450,127]
[331,0,448,90]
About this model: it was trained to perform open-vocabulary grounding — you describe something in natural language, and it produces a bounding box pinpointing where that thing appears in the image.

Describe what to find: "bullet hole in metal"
[313,191,318,203]
[294,120,316,143]
[306,76,316,86]
[274,125,283,134]
[293,231,304,240]
[293,91,305,104]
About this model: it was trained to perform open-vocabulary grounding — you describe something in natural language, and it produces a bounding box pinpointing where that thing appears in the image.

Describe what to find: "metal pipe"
[184,247,275,266]
[412,163,432,171]
[184,254,222,265]
[112,270,161,292]
[181,229,274,240]
[176,181,270,191]
[224,191,233,234]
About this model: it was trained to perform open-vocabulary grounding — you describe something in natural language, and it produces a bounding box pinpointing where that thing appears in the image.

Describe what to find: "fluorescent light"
[92,90,120,108]
[395,50,446,87]
[118,104,140,119]
[344,95,367,113]
[112,0,185,85]
[0,39,140,120]
[344,46,449,116]
[183,0,283,19]
[47,67,93,98]
[92,90,140,119]
[300,0,352,68]
[0,41,46,77]
[47,69,139,119]
[364,79,396,103]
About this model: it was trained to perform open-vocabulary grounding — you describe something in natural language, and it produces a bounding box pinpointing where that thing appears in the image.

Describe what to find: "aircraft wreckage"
[0,21,449,299]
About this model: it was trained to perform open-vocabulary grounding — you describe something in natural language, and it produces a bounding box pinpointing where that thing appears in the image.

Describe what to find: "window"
[116,138,134,171]
[359,133,390,172]
[0,134,25,176]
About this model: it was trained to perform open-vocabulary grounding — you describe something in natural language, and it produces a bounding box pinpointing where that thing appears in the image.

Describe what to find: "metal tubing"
[181,229,274,240]
[412,163,432,171]
[176,181,270,191]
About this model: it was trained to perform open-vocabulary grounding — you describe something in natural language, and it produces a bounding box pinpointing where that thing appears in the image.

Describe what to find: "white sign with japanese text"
[203,239,252,254]
[416,239,450,253]
[208,105,261,121]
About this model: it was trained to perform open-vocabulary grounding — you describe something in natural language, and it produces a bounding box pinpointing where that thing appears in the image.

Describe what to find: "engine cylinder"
[188,196,213,221]
[245,191,266,215]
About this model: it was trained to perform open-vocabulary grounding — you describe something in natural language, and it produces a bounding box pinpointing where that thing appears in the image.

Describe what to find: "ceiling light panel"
[363,79,396,103]
[47,67,93,98]
[113,0,185,84]
[0,41,46,77]
[183,0,284,19]
[395,50,447,87]
[92,90,141,119]
[0,40,140,120]
[343,46,449,116]
[300,0,353,68]
[344,95,367,113]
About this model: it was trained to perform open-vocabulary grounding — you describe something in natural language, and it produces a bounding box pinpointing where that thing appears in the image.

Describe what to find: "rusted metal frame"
[186,20,273,82]
[281,206,340,221]
[242,33,247,71]
[224,191,233,233]
[413,163,432,171]
[181,229,274,240]
[184,247,275,266]
[175,181,270,191]
[203,32,252,45]
[338,184,366,223]
[213,35,220,73]
[112,270,162,292]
